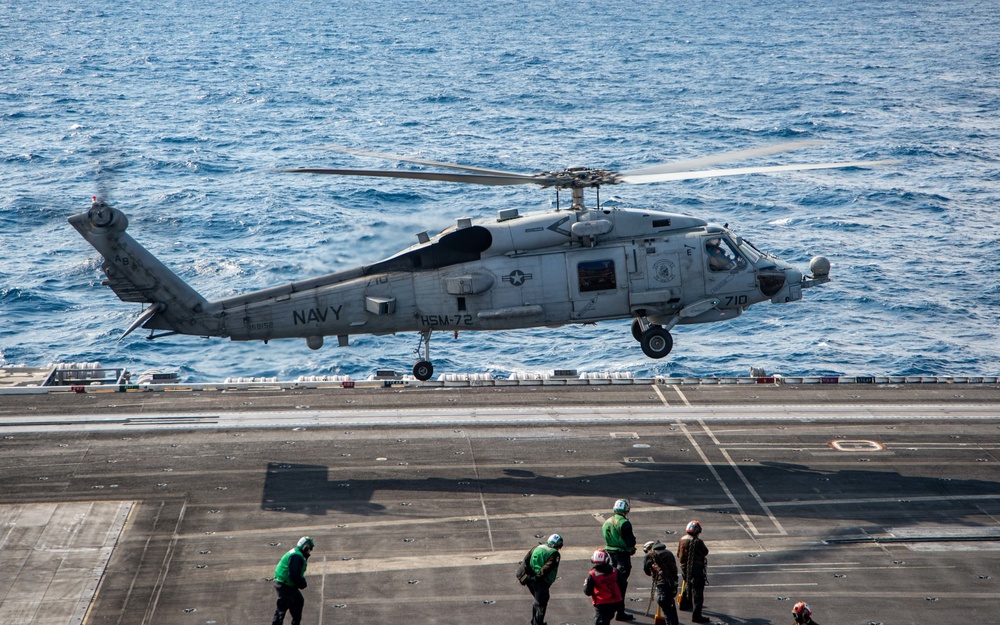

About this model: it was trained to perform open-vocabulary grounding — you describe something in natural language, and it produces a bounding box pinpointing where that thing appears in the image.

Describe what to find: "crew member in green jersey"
[602,499,636,621]
[522,533,564,625]
[272,536,314,625]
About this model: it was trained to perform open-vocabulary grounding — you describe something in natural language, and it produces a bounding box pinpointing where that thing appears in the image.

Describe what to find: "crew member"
[584,549,622,625]
[524,533,563,625]
[642,541,679,625]
[792,601,820,624]
[271,536,314,625]
[601,498,636,621]
[705,238,735,271]
[677,520,710,623]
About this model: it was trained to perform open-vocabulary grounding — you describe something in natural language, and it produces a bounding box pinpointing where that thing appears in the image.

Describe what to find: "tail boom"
[69,200,219,338]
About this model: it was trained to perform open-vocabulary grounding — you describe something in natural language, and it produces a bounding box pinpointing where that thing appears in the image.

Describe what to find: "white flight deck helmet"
[591,549,610,565]
[297,536,315,550]
[613,498,630,515]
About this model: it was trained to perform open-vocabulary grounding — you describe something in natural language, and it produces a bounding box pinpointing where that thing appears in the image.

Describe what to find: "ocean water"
[2,0,999,381]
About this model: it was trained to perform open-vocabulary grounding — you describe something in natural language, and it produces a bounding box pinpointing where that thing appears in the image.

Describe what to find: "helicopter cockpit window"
[578,260,617,292]
[705,237,741,272]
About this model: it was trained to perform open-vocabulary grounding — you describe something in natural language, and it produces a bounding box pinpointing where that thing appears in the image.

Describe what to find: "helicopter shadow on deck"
[260,460,1000,532]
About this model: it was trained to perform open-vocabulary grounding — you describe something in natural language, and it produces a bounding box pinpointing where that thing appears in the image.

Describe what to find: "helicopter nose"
[785,266,803,285]
[759,258,806,303]
[767,264,804,303]
[757,269,786,298]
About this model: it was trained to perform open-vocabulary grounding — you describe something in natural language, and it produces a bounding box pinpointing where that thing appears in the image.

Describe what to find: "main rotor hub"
[538,167,619,189]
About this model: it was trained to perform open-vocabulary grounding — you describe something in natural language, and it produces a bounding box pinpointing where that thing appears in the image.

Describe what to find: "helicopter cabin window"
[705,237,742,272]
[577,260,617,292]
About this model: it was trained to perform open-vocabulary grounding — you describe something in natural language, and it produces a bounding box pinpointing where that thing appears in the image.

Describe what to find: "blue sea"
[2,0,999,381]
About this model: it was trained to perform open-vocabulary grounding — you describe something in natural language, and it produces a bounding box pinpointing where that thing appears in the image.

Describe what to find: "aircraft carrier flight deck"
[1,377,999,625]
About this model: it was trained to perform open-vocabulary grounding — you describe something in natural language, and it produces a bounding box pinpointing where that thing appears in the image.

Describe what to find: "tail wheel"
[640,327,673,359]
[412,360,434,381]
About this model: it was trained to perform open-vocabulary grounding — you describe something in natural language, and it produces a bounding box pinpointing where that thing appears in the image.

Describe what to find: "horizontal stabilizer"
[119,303,164,341]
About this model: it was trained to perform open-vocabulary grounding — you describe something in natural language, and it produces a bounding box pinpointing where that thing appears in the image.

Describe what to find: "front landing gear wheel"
[413,360,434,381]
[640,327,673,359]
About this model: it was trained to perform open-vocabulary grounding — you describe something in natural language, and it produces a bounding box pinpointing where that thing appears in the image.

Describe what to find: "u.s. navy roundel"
[503,269,532,286]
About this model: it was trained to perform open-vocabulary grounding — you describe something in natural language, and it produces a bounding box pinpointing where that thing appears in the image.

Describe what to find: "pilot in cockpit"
[705,238,736,272]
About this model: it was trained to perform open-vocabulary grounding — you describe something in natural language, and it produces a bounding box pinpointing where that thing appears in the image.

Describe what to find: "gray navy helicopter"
[69,141,889,380]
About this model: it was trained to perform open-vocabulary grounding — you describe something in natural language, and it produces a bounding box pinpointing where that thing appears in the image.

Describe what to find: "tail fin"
[68,199,217,338]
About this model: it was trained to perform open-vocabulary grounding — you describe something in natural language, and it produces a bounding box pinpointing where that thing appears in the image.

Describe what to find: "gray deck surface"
[1,383,999,625]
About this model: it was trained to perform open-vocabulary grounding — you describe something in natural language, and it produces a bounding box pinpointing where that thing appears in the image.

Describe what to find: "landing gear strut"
[412,329,434,381]
[631,317,663,341]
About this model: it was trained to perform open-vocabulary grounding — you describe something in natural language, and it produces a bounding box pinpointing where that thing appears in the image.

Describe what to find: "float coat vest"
[530,545,559,585]
[274,547,307,587]
[588,569,622,605]
[602,514,632,553]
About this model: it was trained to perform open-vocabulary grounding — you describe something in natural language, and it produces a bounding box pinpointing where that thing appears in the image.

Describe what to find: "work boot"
[615,614,634,622]
[692,615,710,623]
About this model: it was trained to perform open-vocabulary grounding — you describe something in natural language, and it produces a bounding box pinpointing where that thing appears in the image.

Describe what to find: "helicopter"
[69,140,890,380]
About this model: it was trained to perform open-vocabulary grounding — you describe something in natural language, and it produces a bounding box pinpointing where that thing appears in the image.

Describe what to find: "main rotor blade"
[280,167,551,186]
[619,159,895,184]
[619,140,824,178]
[319,146,536,178]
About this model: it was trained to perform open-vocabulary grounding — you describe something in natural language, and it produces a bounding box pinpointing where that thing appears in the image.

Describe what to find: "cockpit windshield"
[737,238,762,263]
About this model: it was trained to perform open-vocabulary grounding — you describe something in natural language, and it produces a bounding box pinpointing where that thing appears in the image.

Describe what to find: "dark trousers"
[594,602,618,625]
[680,575,706,619]
[654,584,679,625]
[272,582,304,625]
[527,578,550,625]
[607,550,632,617]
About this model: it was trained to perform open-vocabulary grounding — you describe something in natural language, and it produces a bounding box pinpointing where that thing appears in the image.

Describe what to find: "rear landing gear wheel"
[640,327,673,359]
[413,360,434,381]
